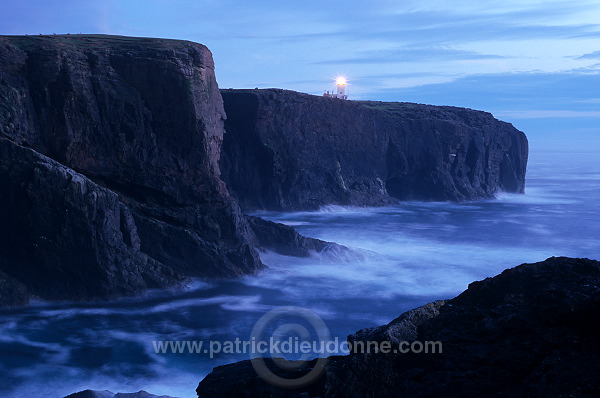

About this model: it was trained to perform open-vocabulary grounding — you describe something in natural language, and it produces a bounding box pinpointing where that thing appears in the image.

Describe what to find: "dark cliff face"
[197,257,600,397]
[220,89,528,210]
[0,35,262,302]
[0,137,181,303]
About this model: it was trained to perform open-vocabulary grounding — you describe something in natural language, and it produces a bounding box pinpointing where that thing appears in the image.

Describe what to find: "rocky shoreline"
[196,256,600,397]
[63,257,600,397]
[0,33,595,398]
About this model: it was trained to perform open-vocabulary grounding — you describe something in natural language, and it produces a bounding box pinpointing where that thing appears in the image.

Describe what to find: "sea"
[1,150,598,398]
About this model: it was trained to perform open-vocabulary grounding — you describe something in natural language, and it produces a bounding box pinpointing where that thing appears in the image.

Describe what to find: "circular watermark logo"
[249,306,331,389]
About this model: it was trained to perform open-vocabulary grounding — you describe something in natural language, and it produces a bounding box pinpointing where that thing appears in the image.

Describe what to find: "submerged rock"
[197,257,600,397]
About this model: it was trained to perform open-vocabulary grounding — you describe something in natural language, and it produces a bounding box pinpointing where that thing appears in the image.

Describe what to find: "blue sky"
[1,0,599,152]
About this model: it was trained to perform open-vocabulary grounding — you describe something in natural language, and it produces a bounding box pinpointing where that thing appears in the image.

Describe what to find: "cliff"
[0,136,182,303]
[0,35,263,303]
[197,257,600,397]
[0,36,349,304]
[220,89,528,210]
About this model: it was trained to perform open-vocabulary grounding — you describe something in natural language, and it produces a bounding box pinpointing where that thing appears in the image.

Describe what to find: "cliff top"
[0,34,215,71]
[0,34,206,50]
[220,87,500,123]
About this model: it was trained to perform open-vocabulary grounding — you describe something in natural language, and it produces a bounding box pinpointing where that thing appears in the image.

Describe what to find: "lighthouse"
[335,76,347,99]
[324,76,348,99]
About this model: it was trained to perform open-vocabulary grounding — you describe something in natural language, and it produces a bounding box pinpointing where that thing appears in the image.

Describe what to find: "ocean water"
[1,151,598,398]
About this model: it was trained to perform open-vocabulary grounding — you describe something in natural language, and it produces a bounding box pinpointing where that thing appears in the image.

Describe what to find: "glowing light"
[336,76,347,85]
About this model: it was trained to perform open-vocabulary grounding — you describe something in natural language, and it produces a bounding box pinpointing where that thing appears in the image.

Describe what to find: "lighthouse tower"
[323,76,348,99]
[335,76,347,99]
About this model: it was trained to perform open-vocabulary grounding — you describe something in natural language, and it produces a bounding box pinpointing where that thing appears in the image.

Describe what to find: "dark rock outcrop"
[197,257,600,397]
[246,215,349,258]
[220,89,528,210]
[64,390,178,398]
[0,136,182,301]
[0,269,29,307]
[0,35,263,303]
[347,299,446,350]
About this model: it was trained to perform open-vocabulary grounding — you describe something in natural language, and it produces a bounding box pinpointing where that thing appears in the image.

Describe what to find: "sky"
[1,0,599,152]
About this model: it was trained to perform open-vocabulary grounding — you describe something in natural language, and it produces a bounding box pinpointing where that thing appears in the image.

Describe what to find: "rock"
[113,392,178,398]
[64,390,178,398]
[64,391,115,398]
[0,136,182,302]
[0,35,263,304]
[246,215,351,258]
[0,269,29,306]
[196,257,600,397]
[348,299,446,350]
[220,89,528,210]
[197,358,326,398]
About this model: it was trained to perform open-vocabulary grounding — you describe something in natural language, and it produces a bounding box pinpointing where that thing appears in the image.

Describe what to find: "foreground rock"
[220,89,528,210]
[197,257,600,397]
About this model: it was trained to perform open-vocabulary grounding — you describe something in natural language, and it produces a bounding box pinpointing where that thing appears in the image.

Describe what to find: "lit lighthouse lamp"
[335,76,347,99]
[324,76,349,100]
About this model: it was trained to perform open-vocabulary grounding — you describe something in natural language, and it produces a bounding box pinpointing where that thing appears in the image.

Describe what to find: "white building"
[324,76,348,99]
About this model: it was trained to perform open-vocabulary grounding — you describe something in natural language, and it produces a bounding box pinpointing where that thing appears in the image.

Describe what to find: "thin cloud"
[353,70,600,114]
[495,110,600,119]
[576,50,600,60]
[314,47,507,65]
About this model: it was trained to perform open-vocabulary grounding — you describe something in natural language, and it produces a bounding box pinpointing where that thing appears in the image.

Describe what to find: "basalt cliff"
[220,89,527,210]
[0,35,268,305]
[0,35,528,305]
